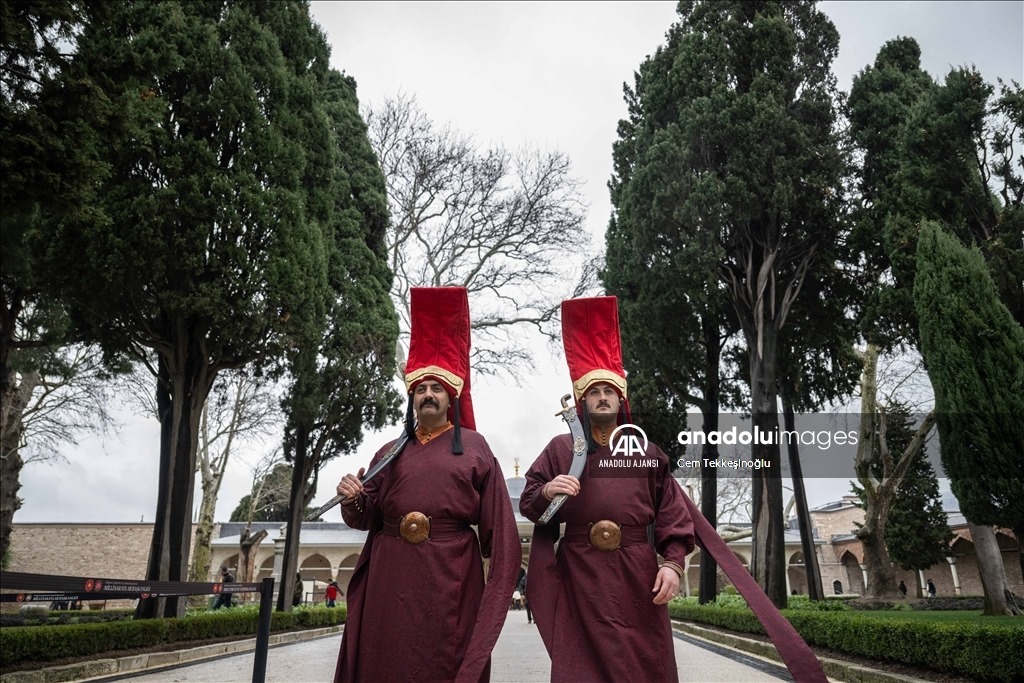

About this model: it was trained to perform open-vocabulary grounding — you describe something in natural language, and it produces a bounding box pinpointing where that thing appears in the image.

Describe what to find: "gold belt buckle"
[589,520,621,551]
[399,511,430,544]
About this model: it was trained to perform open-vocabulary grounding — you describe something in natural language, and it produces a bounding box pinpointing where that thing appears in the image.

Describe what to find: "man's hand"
[543,474,581,500]
[337,467,366,503]
[651,566,680,605]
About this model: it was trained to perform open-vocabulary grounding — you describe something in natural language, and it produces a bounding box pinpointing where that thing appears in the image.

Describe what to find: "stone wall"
[5,523,196,610]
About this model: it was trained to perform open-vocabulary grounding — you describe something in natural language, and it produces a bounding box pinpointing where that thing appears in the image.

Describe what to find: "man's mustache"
[419,397,440,408]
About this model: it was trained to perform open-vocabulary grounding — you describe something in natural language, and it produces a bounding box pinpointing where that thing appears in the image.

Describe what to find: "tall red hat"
[561,296,630,419]
[404,287,475,430]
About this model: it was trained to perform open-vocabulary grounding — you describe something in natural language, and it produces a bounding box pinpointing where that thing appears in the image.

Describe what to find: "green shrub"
[670,604,1023,682]
[294,604,346,627]
[0,604,346,669]
[784,595,848,611]
[913,596,985,611]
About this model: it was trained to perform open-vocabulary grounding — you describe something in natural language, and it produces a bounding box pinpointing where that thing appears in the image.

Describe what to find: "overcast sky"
[16,1,1023,524]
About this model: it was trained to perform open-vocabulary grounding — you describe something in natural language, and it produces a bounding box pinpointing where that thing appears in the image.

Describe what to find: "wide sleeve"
[651,446,696,566]
[455,447,521,683]
[339,441,393,531]
[520,436,568,523]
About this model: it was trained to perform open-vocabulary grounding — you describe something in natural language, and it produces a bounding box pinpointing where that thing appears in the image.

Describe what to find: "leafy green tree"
[0,0,104,565]
[896,70,1023,326]
[885,443,953,583]
[847,37,940,350]
[846,37,943,600]
[849,37,1023,607]
[605,0,846,607]
[914,220,1024,614]
[275,68,401,612]
[605,129,743,603]
[31,1,341,618]
[849,38,1022,340]
[851,402,951,596]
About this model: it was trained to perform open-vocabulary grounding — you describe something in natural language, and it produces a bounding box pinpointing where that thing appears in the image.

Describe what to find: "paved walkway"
[114,610,797,683]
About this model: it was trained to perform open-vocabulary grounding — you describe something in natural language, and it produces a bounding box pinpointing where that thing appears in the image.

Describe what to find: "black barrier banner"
[0,571,261,596]
[1,591,197,602]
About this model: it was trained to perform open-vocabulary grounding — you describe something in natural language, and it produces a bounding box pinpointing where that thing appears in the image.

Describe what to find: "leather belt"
[563,521,649,552]
[381,513,469,544]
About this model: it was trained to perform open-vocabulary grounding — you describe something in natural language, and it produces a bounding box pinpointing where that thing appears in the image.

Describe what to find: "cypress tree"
[914,220,1024,577]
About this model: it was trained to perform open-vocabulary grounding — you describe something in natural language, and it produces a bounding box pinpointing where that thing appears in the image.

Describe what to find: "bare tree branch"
[366,94,591,378]
[3,344,117,467]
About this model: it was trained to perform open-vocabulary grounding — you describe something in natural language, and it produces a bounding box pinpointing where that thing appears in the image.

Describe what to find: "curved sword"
[305,431,411,521]
[538,394,587,524]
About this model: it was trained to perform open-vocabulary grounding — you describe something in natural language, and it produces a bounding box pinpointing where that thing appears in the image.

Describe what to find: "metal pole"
[251,577,275,683]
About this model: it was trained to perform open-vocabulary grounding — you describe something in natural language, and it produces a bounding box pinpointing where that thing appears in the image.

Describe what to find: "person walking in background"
[898,580,907,598]
[927,579,937,598]
[333,287,521,683]
[522,572,533,624]
[325,581,341,607]
[213,567,234,609]
[293,573,303,607]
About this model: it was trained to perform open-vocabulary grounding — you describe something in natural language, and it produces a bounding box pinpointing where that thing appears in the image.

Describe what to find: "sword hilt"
[538,493,568,524]
[555,393,573,416]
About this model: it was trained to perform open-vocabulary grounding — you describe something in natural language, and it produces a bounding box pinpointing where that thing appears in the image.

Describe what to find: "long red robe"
[521,434,695,683]
[334,429,521,683]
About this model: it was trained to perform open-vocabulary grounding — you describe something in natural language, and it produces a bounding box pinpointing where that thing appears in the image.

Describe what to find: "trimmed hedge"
[669,603,1023,682]
[0,604,346,669]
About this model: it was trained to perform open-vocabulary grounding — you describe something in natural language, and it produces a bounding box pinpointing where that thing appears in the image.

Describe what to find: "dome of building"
[506,476,527,522]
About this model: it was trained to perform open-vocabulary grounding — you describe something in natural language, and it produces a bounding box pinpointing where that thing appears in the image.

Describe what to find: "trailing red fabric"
[681,494,828,683]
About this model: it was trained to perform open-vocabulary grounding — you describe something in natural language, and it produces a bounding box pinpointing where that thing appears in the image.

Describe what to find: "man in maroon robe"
[333,287,521,683]
[521,296,696,682]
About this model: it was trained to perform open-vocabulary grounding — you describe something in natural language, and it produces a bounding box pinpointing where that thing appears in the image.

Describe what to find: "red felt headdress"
[404,287,475,434]
[561,296,630,421]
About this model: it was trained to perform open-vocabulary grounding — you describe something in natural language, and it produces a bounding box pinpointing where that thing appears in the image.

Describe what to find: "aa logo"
[610,424,648,457]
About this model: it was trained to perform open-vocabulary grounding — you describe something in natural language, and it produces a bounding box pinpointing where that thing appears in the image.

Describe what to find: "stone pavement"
[3,611,934,683]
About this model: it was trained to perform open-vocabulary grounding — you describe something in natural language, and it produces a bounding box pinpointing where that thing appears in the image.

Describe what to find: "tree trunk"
[136,341,214,619]
[188,473,218,583]
[856,495,898,598]
[0,441,23,567]
[699,313,720,604]
[854,345,937,599]
[748,326,787,608]
[969,521,1021,616]
[1015,525,1024,591]
[853,344,897,598]
[0,369,37,565]
[277,426,313,612]
[239,526,268,583]
[781,388,824,600]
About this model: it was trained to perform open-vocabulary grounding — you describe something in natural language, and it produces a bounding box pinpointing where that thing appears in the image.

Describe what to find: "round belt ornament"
[589,520,621,551]
[400,511,430,544]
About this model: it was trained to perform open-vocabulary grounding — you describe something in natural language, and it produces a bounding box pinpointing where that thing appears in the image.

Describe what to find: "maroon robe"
[334,428,521,683]
[521,434,695,683]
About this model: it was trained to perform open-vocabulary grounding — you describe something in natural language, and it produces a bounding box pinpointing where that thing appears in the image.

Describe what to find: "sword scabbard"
[536,394,587,525]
